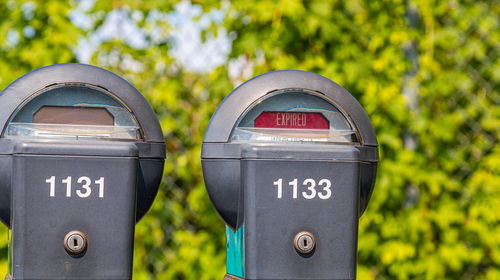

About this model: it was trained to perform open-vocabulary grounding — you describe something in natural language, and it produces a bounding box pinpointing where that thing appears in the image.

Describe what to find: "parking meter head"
[202,70,378,230]
[0,64,165,227]
[0,64,165,279]
[202,70,379,279]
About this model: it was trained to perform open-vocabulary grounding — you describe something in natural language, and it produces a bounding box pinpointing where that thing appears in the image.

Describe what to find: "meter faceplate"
[243,156,359,279]
[11,143,137,279]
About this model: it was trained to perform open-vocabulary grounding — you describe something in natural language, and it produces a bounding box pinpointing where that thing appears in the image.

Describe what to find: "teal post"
[226,226,244,278]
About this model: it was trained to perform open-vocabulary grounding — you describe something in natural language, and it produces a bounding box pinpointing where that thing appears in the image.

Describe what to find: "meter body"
[0,64,165,280]
[202,70,378,280]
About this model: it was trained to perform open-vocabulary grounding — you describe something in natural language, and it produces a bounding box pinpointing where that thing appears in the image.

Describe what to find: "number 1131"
[45,176,105,198]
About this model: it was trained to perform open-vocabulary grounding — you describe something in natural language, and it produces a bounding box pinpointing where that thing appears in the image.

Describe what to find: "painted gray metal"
[11,143,137,279]
[243,149,359,280]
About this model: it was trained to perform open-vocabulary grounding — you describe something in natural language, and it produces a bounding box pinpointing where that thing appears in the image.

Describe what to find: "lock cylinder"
[64,231,88,256]
[293,231,316,255]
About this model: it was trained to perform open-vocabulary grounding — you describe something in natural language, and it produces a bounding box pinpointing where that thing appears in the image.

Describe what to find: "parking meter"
[0,64,165,279]
[202,70,378,280]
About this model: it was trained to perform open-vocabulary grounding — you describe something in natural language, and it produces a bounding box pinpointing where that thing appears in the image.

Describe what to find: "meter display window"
[230,90,358,143]
[33,106,114,125]
[2,84,141,140]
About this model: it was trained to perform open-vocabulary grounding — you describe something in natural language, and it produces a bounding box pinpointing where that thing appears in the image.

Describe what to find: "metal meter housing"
[0,64,165,280]
[202,70,378,280]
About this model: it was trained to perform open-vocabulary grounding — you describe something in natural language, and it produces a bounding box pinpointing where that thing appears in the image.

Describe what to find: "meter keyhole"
[293,231,316,255]
[64,230,88,256]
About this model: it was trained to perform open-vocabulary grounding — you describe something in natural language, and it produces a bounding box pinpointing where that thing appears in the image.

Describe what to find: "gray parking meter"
[202,70,378,280]
[0,64,165,280]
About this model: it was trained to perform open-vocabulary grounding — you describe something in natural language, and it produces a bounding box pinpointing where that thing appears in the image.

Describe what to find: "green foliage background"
[0,0,498,279]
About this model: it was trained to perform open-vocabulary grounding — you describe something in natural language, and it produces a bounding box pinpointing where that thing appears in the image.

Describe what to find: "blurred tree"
[199,1,499,279]
[0,0,498,280]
